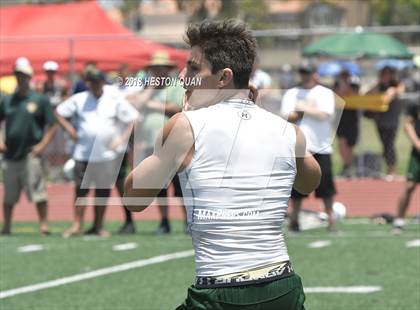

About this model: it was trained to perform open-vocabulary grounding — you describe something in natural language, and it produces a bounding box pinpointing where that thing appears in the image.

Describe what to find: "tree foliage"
[370,0,420,26]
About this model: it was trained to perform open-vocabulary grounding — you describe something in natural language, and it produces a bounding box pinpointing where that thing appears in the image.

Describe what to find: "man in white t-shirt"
[55,69,139,237]
[281,63,337,232]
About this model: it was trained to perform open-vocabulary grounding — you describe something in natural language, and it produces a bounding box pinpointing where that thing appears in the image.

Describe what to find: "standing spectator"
[73,62,97,94]
[115,63,143,98]
[135,51,185,234]
[40,61,71,178]
[334,70,360,177]
[367,66,405,179]
[41,61,70,107]
[55,69,139,237]
[281,63,337,232]
[0,58,57,235]
[393,82,420,234]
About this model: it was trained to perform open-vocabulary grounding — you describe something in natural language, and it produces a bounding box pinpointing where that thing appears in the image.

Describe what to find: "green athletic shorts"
[175,273,305,310]
[407,151,420,183]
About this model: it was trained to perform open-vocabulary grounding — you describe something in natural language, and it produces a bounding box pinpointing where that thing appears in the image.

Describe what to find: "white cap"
[43,60,59,72]
[14,57,33,76]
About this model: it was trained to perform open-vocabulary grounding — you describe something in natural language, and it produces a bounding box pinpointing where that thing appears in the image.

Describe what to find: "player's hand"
[108,137,124,151]
[385,87,398,101]
[68,127,78,141]
[0,142,6,153]
[31,142,46,157]
[415,140,420,152]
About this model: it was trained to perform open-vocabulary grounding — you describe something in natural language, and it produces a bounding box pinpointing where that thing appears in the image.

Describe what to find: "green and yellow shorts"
[176,273,305,310]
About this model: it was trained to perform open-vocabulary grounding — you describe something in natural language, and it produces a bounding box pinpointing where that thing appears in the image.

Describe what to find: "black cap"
[298,62,317,74]
[85,68,105,82]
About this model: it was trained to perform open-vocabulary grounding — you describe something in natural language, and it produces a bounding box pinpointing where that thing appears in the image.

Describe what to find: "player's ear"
[217,69,233,88]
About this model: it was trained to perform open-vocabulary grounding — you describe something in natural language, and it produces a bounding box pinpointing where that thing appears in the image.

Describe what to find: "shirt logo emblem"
[238,109,251,120]
[26,102,38,113]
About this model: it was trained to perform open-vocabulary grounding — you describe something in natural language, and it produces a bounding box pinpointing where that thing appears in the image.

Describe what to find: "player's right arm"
[124,113,194,212]
[293,125,321,194]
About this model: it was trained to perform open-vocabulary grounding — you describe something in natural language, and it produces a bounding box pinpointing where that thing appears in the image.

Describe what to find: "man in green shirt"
[0,58,57,235]
[135,51,185,234]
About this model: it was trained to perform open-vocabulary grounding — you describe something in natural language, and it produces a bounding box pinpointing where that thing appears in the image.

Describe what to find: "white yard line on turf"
[17,244,45,253]
[305,286,382,294]
[307,240,331,248]
[0,250,194,300]
[112,243,138,251]
[406,239,420,248]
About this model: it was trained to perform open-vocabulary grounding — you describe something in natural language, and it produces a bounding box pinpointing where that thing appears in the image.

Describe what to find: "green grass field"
[1,220,419,310]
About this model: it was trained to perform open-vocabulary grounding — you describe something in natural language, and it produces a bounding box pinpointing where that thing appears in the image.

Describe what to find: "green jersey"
[0,90,55,160]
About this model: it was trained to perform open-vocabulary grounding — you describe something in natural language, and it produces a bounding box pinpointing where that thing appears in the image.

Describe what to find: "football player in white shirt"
[124,20,320,309]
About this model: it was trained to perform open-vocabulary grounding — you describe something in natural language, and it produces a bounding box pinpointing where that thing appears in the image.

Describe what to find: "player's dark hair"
[185,19,257,89]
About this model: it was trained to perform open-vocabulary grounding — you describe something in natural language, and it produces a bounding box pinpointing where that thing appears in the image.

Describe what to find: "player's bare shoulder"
[160,112,195,171]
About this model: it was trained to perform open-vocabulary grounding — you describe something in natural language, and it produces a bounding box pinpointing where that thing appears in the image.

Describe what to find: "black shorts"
[157,174,183,198]
[337,109,359,147]
[291,153,336,199]
[74,157,122,198]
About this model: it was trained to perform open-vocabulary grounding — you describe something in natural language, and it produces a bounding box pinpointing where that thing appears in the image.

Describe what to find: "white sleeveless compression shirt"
[178,98,297,277]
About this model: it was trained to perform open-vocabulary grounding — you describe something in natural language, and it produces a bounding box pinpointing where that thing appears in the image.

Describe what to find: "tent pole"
[69,38,76,84]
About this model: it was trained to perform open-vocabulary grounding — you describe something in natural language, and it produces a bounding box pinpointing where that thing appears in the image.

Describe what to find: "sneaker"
[84,226,98,235]
[339,167,352,178]
[118,222,136,235]
[84,226,110,237]
[0,228,11,236]
[383,174,395,182]
[155,223,171,235]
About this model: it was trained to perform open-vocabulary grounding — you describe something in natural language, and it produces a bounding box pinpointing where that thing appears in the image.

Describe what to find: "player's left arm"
[124,113,194,212]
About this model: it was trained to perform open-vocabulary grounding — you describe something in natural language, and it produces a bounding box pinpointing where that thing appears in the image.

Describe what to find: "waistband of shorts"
[194,261,294,289]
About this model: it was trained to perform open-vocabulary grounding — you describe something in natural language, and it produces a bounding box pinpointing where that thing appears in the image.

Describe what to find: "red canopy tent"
[0,1,188,76]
